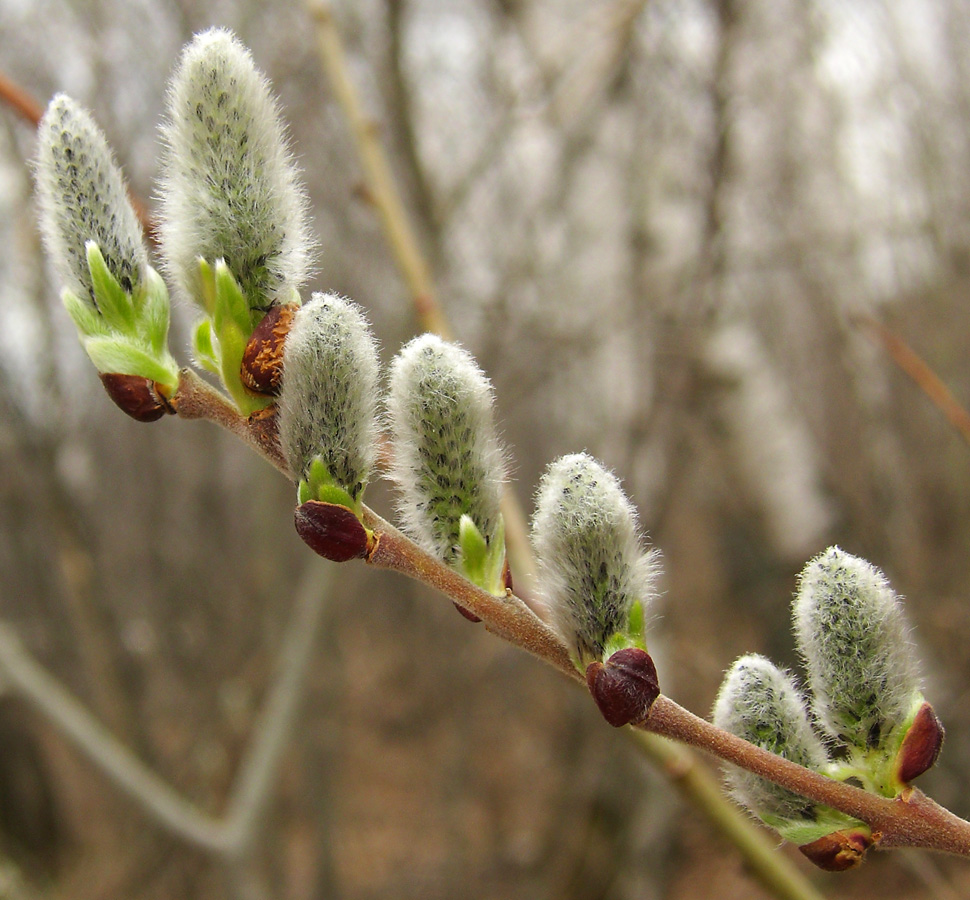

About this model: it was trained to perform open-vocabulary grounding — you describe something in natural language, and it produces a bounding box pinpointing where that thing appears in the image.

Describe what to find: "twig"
[0,69,43,127]
[0,559,333,856]
[173,368,290,477]
[642,696,970,857]
[219,559,334,858]
[159,337,970,871]
[362,507,579,678]
[858,314,970,449]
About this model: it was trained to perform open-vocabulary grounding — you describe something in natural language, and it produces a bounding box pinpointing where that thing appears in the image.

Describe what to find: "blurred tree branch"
[0,559,332,868]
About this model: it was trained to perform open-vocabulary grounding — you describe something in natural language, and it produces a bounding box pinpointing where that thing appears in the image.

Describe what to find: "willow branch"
[360,505,970,859]
[173,368,290,477]
[0,69,43,127]
[178,375,835,898]
[362,508,579,678]
[642,696,970,857]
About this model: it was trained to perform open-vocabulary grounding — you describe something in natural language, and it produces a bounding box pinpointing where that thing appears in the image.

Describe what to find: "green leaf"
[458,513,507,596]
[197,257,217,316]
[87,242,136,332]
[192,319,220,374]
[300,456,360,512]
[214,259,253,336]
[138,266,173,357]
[62,288,108,338]
[84,336,179,385]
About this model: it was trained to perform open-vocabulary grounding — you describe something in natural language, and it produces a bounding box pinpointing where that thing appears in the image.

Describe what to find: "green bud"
[35,94,147,305]
[531,453,659,669]
[794,546,923,753]
[278,293,380,511]
[158,27,311,315]
[387,335,507,594]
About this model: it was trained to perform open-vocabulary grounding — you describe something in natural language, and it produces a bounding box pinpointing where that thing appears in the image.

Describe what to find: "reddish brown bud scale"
[241,303,297,396]
[453,602,482,623]
[247,404,281,455]
[294,499,371,562]
[99,373,176,422]
[799,829,873,871]
[895,702,944,784]
[585,647,660,728]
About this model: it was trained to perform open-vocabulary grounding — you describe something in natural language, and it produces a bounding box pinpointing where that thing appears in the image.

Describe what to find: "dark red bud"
[799,829,873,872]
[585,648,660,728]
[241,304,297,396]
[453,602,482,623]
[99,373,176,422]
[895,702,945,784]
[294,500,370,562]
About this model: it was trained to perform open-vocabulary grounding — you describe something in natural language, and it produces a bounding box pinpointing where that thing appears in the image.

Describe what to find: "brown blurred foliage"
[1,0,970,897]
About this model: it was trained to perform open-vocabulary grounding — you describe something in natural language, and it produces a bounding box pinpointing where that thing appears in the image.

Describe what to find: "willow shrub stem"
[175,342,970,872]
[175,374,834,900]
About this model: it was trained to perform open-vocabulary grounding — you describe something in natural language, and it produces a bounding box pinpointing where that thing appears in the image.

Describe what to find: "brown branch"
[172,370,970,878]
[858,314,970,448]
[362,507,579,677]
[0,69,44,126]
[171,369,290,477]
[642,696,970,858]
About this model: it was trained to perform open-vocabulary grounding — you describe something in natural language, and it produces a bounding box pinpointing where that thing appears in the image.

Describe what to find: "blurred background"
[1,0,970,897]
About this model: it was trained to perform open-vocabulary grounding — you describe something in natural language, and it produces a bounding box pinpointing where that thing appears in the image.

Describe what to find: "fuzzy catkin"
[387,334,505,565]
[158,28,311,312]
[531,453,659,665]
[714,654,829,821]
[34,94,147,304]
[794,546,922,749]
[278,294,379,498]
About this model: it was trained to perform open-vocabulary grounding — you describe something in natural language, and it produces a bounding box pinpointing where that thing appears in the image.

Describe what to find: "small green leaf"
[138,266,173,357]
[197,257,217,316]
[62,288,108,338]
[84,337,178,385]
[767,809,869,850]
[192,319,220,374]
[458,513,507,596]
[299,456,359,512]
[87,242,136,332]
[214,258,253,336]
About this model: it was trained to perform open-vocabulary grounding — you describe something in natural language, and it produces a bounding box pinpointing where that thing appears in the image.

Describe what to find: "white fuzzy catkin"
[158,28,311,311]
[714,654,829,821]
[532,453,660,665]
[34,94,148,303]
[278,293,379,498]
[387,334,505,565]
[794,546,922,749]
